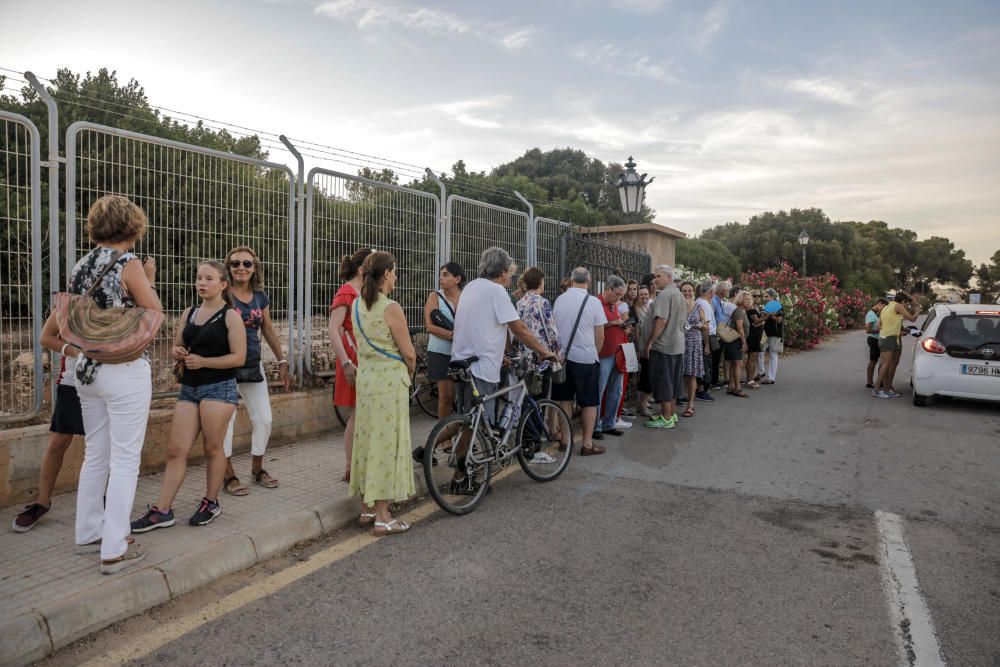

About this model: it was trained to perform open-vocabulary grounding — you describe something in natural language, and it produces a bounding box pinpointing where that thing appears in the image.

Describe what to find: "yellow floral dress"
[349,294,415,502]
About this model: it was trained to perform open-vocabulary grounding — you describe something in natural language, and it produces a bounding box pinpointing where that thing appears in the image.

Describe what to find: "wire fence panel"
[305,168,439,376]
[447,196,528,288]
[0,111,43,423]
[567,228,652,294]
[536,216,571,303]
[65,122,296,397]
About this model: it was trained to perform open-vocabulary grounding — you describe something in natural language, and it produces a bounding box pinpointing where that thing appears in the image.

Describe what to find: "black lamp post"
[798,230,809,276]
[615,156,654,215]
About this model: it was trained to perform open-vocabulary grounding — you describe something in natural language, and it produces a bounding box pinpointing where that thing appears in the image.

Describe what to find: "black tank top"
[181,305,236,386]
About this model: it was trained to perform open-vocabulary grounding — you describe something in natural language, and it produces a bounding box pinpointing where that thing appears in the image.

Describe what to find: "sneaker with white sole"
[189,498,221,526]
[873,390,892,399]
[530,452,557,464]
[614,419,632,430]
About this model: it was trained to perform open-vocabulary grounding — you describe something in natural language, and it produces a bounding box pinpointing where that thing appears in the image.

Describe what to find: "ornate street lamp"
[894,267,901,288]
[798,230,809,276]
[615,156,654,215]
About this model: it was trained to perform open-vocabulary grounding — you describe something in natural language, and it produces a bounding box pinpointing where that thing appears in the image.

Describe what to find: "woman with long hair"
[132,261,246,532]
[680,281,708,417]
[67,195,160,573]
[329,248,373,483]
[220,246,290,496]
[351,252,417,534]
[423,262,465,418]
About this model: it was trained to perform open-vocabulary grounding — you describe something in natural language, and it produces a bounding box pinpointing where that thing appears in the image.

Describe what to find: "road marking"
[875,510,946,666]
[80,465,522,666]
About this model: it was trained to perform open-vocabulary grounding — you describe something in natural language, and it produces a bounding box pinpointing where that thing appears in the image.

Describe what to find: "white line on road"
[875,510,946,667]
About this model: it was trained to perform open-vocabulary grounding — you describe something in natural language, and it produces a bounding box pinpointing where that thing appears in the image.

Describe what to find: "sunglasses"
[229,260,254,269]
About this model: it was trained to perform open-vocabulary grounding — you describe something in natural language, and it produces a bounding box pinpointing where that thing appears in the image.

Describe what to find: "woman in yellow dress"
[350,251,417,535]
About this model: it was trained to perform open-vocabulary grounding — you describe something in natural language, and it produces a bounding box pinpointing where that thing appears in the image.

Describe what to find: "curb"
[0,465,441,666]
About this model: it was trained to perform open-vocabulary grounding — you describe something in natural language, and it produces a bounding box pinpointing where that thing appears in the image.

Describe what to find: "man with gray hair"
[595,275,630,437]
[552,267,608,455]
[643,264,686,429]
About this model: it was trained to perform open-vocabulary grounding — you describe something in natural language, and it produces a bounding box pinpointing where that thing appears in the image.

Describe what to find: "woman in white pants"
[221,246,290,495]
[69,195,160,574]
[761,288,784,384]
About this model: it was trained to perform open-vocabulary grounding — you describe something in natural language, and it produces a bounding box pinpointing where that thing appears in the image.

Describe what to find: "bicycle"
[335,327,440,427]
[422,354,574,515]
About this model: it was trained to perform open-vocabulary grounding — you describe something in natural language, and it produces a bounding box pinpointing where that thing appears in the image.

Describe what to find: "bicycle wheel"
[334,404,351,428]
[410,355,439,418]
[516,398,573,482]
[424,414,492,515]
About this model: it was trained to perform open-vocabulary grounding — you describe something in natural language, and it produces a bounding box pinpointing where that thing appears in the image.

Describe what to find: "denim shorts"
[179,379,239,405]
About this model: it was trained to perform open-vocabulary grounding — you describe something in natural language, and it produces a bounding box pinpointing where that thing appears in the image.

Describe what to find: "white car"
[909,304,1000,406]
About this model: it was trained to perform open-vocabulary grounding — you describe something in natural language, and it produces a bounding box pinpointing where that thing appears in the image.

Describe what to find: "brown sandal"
[580,444,606,456]
[682,407,695,417]
[253,469,278,488]
[224,476,249,496]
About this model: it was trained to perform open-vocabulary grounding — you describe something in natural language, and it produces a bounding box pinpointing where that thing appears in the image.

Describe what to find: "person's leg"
[240,379,274,479]
[866,358,877,386]
[875,349,894,391]
[436,379,455,419]
[200,400,238,502]
[595,357,614,433]
[766,344,778,382]
[746,352,757,385]
[100,361,153,561]
[75,386,111,548]
[686,376,697,412]
[222,383,244,493]
[344,410,355,476]
[887,349,902,391]
[734,360,744,392]
[601,368,623,431]
[36,433,76,507]
[710,346,722,386]
[580,406,598,447]
[155,401,202,510]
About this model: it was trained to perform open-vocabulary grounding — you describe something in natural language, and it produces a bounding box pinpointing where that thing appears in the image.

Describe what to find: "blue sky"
[2,0,998,262]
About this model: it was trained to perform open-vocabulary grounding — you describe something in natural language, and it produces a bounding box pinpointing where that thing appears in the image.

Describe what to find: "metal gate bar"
[446,195,528,286]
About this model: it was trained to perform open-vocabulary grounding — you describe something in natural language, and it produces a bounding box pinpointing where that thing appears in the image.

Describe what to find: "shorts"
[648,351,684,403]
[878,335,900,353]
[458,375,499,423]
[723,339,743,361]
[747,337,763,354]
[637,357,652,394]
[179,378,239,405]
[867,337,881,361]
[426,351,451,383]
[551,360,600,408]
[50,384,85,435]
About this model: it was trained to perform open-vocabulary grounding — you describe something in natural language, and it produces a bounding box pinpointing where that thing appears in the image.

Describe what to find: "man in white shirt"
[449,247,556,487]
[552,267,607,455]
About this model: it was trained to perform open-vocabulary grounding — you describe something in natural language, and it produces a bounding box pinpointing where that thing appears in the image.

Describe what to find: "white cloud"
[314,1,534,51]
[786,77,859,106]
[571,42,677,83]
[693,1,729,49]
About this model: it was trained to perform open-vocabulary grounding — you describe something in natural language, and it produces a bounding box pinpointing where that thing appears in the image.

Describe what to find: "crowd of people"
[11,193,790,564]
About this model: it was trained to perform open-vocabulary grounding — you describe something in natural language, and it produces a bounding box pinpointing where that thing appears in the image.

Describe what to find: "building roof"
[580,223,687,239]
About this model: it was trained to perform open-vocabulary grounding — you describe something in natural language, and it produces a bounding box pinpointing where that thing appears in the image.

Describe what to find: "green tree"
[675,237,740,279]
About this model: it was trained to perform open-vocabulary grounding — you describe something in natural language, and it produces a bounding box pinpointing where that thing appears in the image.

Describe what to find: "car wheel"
[912,391,932,407]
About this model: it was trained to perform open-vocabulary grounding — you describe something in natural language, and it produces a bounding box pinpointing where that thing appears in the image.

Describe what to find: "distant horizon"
[1,0,997,264]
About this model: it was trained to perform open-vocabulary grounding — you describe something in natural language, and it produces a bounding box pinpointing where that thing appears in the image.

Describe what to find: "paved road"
[43,331,1000,666]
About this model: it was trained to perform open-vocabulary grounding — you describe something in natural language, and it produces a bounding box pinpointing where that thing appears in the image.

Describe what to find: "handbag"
[717,311,740,344]
[554,294,589,384]
[236,364,265,383]
[54,251,164,364]
[429,291,455,332]
[173,306,230,383]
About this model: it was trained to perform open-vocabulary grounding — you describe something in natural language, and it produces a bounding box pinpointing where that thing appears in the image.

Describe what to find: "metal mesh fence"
[66,123,295,397]
[305,169,439,376]
[567,228,652,294]
[0,112,42,422]
[447,196,528,287]
[536,216,571,303]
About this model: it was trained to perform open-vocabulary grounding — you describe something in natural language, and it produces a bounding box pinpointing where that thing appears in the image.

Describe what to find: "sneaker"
[865,383,874,389]
[873,390,891,399]
[637,406,653,417]
[886,390,902,398]
[695,391,715,402]
[614,419,632,430]
[130,505,175,533]
[621,408,636,418]
[664,414,678,429]
[188,498,221,526]
[12,502,50,532]
[645,415,668,428]
[530,452,557,464]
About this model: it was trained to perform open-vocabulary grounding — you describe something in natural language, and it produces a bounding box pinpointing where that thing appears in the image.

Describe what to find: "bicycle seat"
[408,326,423,337]
[449,356,479,370]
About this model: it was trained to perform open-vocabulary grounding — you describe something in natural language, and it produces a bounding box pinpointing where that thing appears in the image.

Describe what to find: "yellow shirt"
[879,304,903,338]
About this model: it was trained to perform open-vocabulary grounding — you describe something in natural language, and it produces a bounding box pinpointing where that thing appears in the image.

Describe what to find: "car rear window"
[936,314,1000,349]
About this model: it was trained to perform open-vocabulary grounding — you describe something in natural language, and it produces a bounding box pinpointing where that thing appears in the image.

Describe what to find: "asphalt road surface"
[44,331,999,666]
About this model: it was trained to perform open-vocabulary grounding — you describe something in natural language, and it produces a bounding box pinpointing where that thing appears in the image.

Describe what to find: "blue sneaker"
[695,391,715,402]
[130,505,175,533]
[189,498,221,526]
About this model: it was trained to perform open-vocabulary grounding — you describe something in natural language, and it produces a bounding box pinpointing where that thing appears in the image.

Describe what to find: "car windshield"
[936,314,1000,350]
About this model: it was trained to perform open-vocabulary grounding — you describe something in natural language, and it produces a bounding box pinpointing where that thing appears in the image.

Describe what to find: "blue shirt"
[865,309,880,339]
[712,295,727,328]
[233,290,269,366]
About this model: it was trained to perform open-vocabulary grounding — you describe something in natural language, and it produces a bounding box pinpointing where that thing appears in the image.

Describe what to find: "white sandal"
[358,512,376,527]
[100,539,146,574]
[372,519,410,536]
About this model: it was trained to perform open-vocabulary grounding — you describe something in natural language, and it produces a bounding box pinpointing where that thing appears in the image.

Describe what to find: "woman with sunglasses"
[220,246,290,496]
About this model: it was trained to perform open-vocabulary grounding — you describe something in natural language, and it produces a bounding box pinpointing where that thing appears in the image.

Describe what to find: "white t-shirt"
[617,302,629,317]
[451,278,519,383]
[696,297,716,336]
[553,287,608,364]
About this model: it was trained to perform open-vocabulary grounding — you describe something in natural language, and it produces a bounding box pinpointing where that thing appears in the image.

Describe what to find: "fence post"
[513,191,535,266]
[279,136,304,387]
[426,168,447,266]
[25,72,62,401]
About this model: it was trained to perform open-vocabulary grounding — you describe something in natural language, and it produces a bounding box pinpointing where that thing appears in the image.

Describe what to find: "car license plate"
[961,364,1000,377]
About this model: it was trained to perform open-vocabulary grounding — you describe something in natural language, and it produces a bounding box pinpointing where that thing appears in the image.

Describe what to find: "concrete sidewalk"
[0,416,437,665]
